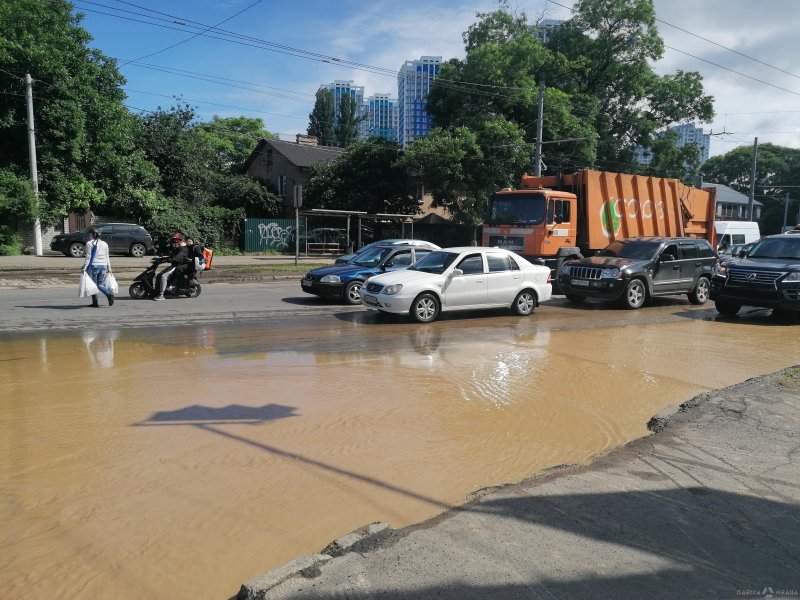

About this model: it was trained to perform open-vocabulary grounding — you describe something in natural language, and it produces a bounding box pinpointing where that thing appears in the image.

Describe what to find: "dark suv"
[710,233,800,317]
[559,236,718,309]
[50,223,154,258]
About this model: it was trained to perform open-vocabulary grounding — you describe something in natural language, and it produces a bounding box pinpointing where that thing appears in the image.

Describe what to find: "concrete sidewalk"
[241,369,800,600]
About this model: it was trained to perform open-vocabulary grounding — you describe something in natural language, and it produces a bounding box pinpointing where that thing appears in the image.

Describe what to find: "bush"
[0,226,23,256]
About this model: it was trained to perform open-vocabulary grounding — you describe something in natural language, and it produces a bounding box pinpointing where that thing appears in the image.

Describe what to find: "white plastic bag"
[79,271,99,298]
[105,272,119,294]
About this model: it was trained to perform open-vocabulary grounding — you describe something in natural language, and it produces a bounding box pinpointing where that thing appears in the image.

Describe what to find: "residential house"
[703,182,762,221]
[244,135,344,215]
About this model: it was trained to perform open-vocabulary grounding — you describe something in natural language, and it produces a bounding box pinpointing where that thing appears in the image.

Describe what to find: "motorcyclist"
[153,232,191,301]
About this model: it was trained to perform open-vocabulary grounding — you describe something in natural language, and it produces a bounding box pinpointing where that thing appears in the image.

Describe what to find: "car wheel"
[411,293,440,323]
[343,281,363,305]
[130,243,147,258]
[128,281,148,299]
[69,242,85,258]
[715,300,741,316]
[565,294,586,303]
[512,289,536,316]
[688,277,710,305]
[620,279,646,309]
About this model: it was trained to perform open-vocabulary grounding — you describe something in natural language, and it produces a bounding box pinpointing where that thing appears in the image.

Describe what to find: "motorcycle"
[128,256,202,299]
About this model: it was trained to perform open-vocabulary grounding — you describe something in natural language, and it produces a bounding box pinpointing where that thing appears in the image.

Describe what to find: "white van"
[715,221,760,251]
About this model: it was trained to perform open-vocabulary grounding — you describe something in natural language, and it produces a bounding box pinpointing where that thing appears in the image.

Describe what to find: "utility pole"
[783,191,791,231]
[533,80,545,177]
[25,74,43,256]
[748,137,757,222]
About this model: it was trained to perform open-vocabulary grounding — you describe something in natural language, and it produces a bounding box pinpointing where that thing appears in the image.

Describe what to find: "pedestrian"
[184,237,206,273]
[82,227,115,307]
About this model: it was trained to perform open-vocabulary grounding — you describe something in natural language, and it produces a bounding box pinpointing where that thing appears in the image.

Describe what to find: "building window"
[265,149,273,167]
[277,175,287,197]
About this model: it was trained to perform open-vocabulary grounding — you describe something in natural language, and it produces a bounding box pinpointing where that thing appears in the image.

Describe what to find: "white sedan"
[359,247,552,323]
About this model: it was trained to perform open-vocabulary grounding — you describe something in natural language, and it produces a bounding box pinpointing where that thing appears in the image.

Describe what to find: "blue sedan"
[300,244,434,305]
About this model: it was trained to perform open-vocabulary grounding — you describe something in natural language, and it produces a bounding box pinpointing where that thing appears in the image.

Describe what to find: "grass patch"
[227,264,328,274]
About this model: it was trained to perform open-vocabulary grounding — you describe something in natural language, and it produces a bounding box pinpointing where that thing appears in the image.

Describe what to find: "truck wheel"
[688,277,710,305]
[715,300,741,316]
[620,279,646,309]
[343,281,363,305]
[565,294,586,303]
[512,289,536,316]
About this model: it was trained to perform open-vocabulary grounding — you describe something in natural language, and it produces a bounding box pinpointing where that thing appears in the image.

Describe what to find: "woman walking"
[82,227,115,307]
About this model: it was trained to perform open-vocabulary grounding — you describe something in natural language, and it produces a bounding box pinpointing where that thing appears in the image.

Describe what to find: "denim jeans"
[87,265,111,303]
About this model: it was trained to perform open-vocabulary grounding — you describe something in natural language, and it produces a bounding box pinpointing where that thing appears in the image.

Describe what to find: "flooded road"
[1,301,797,600]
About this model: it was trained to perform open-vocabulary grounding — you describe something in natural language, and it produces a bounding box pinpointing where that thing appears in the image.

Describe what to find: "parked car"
[50,223,154,258]
[335,239,441,264]
[558,236,718,309]
[359,247,552,323]
[719,241,755,259]
[301,244,434,305]
[710,233,800,317]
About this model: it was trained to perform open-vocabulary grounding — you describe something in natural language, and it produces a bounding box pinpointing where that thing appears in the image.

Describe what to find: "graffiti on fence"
[257,222,295,251]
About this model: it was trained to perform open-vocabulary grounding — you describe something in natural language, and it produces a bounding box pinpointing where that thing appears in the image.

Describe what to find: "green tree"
[307,89,335,146]
[196,116,275,173]
[427,0,713,178]
[0,0,158,224]
[335,93,363,148]
[304,137,418,214]
[702,144,800,234]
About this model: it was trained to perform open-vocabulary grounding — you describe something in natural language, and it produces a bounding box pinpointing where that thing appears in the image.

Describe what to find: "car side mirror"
[737,250,747,258]
[449,268,463,277]
[660,253,675,262]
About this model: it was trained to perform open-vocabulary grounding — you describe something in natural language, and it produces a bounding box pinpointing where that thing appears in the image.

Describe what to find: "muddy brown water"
[1,309,797,600]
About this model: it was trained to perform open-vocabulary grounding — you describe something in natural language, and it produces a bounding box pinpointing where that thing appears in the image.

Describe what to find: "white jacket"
[82,239,111,269]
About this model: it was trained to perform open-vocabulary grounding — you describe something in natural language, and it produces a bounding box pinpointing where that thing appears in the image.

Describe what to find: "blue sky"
[72,0,800,158]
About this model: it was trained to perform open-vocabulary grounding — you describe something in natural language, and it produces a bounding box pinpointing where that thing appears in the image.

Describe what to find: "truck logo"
[601,198,665,237]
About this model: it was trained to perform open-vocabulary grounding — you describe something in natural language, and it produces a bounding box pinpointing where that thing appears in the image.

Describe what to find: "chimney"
[296,134,318,146]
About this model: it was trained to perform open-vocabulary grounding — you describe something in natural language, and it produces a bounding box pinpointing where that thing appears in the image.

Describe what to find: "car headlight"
[384,284,403,295]
[561,265,572,276]
[713,263,728,276]
[600,267,620,279]
[320,275,341,283]
[784,272,800,282]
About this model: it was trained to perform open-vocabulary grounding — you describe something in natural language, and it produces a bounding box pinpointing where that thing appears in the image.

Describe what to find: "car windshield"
[408,251,459,274]
[747,237,800,260]
[598,240,661,260]
[352,246,394,267]
[487,192,546,226]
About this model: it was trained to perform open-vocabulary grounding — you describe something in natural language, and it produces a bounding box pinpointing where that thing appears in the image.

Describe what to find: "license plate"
[301,279,311,288]
[571,279,589,287]
[363,294,378,306]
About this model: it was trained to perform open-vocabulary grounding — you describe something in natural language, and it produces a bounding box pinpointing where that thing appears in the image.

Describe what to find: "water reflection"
[83,329,118,368]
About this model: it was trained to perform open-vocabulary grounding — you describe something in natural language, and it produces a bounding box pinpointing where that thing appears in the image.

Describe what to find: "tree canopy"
[307,89,336,147]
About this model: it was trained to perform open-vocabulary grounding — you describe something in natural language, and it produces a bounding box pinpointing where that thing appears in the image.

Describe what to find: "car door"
[444,252,488,308]
[97,225,119,254]
[651,243,683,294]
[116,225,136,255]
[486,251,521,305]
[678,241,703,291]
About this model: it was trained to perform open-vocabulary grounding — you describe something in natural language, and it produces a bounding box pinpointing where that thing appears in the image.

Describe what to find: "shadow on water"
[135,403,299,426]
[278,488,800,599]
[675,306,799,326]
[134,405,453,510]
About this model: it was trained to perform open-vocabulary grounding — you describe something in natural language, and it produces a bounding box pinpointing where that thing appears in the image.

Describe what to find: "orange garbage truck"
[481,169,718,274]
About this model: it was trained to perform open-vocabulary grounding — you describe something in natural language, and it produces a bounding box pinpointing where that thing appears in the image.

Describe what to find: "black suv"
[559,236,718,309]
[710,233,800,317]
[50,223,154,258]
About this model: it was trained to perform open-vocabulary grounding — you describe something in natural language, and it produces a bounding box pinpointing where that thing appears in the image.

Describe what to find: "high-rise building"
[359,93,399,142]
[531,19,564,45]
[322,80,365,120]
[672,122,711,164]
[634,122,712,166]
[397,56,441,148]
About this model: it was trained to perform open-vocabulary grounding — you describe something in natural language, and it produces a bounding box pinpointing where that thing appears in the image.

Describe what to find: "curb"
[237,522,391,599]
